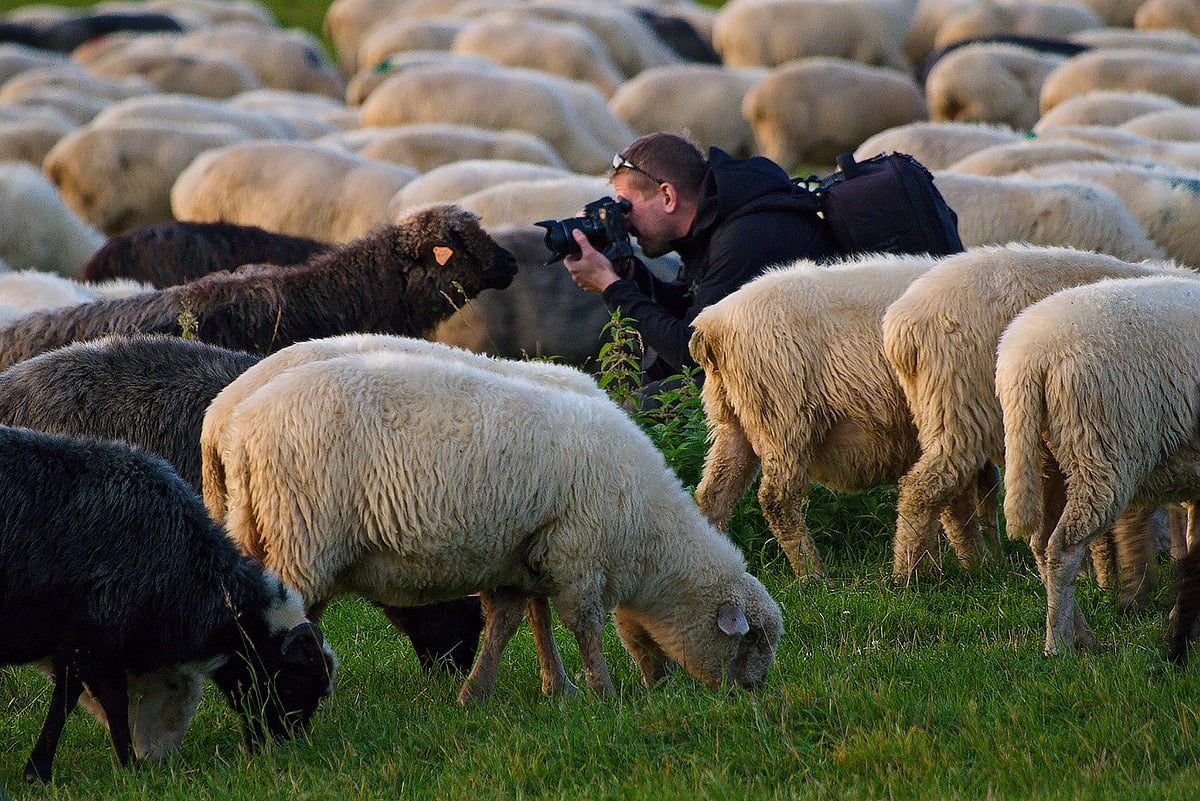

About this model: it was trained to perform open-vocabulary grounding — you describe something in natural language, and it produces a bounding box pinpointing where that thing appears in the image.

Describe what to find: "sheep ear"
[282,622,325,664]
[433,246,454,265]
[717,602,750,637]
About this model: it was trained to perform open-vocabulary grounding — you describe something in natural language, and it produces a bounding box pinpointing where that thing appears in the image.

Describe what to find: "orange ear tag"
[433,246,454,265]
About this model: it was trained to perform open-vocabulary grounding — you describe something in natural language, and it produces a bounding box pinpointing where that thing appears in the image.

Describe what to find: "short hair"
[610,132,707,201]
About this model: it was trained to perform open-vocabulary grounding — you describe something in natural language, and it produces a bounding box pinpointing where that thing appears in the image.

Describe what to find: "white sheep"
[171,140,419,243]
[945,138,1132,176]
[997,274,1200,653]
[712,0,911,71]
[515,1,682,79]
[207,348,783,701]
[388,159,573,217]
[1039,48,1200,114]
[1069,25,1200,53]
[358,62,634,175]
[0,269,152,325]
[451,13,624,97]
[1120,108,1200,142]
[608,63,766,158]
[170,22,346,99]
[1032,124,1200,172]
[0,113,75,165]
[1034,89,1182,130]
[742,56,926,170]
[355,16,464,73]
[43,119,254,235]
[227,89,360,136]
[0,62,156,104]
[1135,0,1200,35]
[688,252,948,579]
[923,42,1068,130]
[0,160,104,277]
[904,0,975,67]
[428,174,610,232]
[1017,159,1200,268]
[88,92,307,140]
[932,171,1168,262]
[344,49,499,107]
[932,0,1103,50]
[323,0,419,74]
[853,121,1023,171]
[85,39,264,99]
[319,123,565,172]
[882,244,1190,589]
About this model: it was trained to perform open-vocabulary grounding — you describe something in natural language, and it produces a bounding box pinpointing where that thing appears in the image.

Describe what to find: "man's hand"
[564,229,621,293]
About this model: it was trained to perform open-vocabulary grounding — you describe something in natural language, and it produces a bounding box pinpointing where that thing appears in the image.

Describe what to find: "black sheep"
[0,335,484,675]
[0,204,518,371]
[81,220,335,288]
[0,425,336,783]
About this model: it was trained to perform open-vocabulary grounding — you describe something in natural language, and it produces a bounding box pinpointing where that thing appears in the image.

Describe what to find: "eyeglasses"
[611,152,665,185]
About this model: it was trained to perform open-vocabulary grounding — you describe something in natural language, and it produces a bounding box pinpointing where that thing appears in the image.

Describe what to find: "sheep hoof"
[542,677,579,698]
[23,759,51,784]
[455,681,493,707]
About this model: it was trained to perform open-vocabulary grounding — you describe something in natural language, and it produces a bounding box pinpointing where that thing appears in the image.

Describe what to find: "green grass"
[1,0,1199,798]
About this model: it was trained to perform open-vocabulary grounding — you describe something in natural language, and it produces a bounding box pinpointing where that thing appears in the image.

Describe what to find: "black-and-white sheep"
[80,220,335,288]
[0,204,517,371]
[0,424,336,783]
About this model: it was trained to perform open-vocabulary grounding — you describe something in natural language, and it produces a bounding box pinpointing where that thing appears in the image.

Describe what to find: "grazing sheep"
[171,140,419,243]
[517,1,682,78]
[89,92,307,140]
[451,14,625,97]
[923,41,1068,130]
[81,220,333,288]
[1017,160,1200,268]
[1035,89,1181,129]
[209,349,782,702]
[631,2,720,64]
[1121,108,1200,143]
[932,0,1103,50]
[712,0,910,70]
[0,333,484,676]
[389,159,573,216]
[997,275,1200,653]
[86,42,263,99]
[932,171,1168,261]
[3,85,108,125]
[1069,25,1200,53]
[853,120,1023,171]
[915,33,1090,87]
[1031,124,1200,172]
[17,11,185,52]
[357,62,635,175]
[0,113,72,164]
[946,139,1132,176]
[688,253,946,578]
[43,119,254,235]
[355,16,463,73]
[0,424,336,782]
[1135,0,1200,35]
[227,88,360,136]
[882,244,1190,588]
[344,49,499,107]
[0,161,104,277]
[0,204,517,371]
[607,63,766,158]
[1039,49,1200,113]
[320,123,565,172]
[742,57,926,170]
[0,63,156,105]
[170,22,346,99]
[438,175,610,231]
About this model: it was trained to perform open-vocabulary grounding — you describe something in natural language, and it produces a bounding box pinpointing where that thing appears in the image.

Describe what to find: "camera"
[535,195,634,265]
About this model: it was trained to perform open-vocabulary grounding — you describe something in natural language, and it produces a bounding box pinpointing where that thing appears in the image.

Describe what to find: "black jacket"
[601,147,842,381]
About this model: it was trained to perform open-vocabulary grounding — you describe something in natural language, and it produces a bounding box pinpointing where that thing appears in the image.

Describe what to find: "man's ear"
[660,181,680,212]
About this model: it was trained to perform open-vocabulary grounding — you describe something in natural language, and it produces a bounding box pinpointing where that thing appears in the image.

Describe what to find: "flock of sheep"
[1,0,1200,788]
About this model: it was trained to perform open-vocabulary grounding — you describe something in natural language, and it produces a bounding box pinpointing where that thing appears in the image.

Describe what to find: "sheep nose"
[492,245,518,289]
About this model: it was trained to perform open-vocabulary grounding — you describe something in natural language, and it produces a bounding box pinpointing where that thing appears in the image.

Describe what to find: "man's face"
[611,172,676,258]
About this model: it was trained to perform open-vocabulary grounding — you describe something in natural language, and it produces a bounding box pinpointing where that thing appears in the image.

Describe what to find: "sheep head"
[393,203,518,306]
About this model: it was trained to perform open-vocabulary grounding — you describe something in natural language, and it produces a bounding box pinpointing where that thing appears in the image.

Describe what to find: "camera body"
[535,195,634,264]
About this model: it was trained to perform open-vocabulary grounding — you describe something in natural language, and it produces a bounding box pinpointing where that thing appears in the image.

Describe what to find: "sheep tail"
[687,325,717,373]
[199,432,228,523]
[999,365,1047,543]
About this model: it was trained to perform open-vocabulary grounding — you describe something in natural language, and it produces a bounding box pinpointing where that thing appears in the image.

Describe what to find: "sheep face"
[211,579,336,746]
[615,573,782,691]
[394,204,518,302]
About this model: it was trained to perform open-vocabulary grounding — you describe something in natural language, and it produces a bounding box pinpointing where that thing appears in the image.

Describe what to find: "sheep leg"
[457,589,527,706]
[613,609,671,687]
[25,663,84,783]
[893,451,983,579]
[554,592,614,696]
[1111,506,1156,615]
[1086,531,1117,590]
[758,453,825,579]
[525,597,578,697]
[976,461,1002,553]
[1042,533,1092,655]
[1168,538,1200,664]
[1173,502,1192,560]
[694,413,761,530]
[85,672,133,768]
[940,484,989,571]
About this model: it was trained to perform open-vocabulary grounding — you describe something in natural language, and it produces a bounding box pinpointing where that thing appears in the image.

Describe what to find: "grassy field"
[1,1,1200,799]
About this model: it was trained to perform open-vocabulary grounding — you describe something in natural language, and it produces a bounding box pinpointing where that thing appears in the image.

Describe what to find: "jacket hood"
[688,147,800,235]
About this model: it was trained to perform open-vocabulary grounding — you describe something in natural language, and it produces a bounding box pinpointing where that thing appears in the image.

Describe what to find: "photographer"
[564,132,841,404]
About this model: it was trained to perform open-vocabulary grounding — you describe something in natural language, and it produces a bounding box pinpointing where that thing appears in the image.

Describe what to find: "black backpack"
[795,151,964,257]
